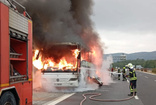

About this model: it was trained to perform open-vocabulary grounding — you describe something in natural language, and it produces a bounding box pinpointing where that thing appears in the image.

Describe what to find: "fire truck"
[0,0,32,105]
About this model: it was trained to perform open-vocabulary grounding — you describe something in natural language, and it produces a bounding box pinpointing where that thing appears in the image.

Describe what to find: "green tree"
[112,59,156,69]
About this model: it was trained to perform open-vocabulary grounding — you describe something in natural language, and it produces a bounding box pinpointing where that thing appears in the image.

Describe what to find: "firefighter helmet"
[128,63,133,69]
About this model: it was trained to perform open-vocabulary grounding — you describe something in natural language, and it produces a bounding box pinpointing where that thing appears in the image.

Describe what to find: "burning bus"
[33,42,90,87]
[33,42,103,88]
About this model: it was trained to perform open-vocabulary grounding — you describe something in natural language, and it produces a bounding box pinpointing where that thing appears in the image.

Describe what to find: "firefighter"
[127,63,137,96]
[118,67,121,80]
[111,67,114,77]
[122,67,126,81]
[111,67,114,72]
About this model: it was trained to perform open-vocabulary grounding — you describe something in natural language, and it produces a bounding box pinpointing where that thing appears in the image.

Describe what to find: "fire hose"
[80,92,135,105]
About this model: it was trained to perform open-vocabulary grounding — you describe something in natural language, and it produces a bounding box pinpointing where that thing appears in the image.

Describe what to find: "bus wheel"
[0,91,16,105]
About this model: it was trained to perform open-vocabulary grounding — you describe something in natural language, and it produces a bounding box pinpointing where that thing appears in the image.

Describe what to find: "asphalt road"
[56,80,143,105]
[136,71,156,105]
[33,71,156,105]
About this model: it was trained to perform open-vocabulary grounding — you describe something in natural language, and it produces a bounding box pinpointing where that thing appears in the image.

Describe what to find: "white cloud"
[98,30,156,54]
[92,0,156,54]
[92,0,156,32]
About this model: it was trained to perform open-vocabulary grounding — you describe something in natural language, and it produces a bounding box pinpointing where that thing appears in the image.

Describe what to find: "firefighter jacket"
[122,69,125,73]
[118,69,121,73]
[122,68,126,75]
[129,69,137,81]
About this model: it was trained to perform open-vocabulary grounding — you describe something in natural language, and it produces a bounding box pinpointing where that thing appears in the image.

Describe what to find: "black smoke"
[18,0,103,66]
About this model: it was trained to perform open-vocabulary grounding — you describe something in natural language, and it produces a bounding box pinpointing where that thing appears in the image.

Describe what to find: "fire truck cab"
[0,0,32,105]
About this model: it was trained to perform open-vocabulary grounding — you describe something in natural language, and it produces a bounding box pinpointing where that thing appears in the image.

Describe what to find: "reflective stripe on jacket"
[129,69,137,81]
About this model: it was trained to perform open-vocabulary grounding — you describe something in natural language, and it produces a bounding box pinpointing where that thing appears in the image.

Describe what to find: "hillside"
[104,51,156,61]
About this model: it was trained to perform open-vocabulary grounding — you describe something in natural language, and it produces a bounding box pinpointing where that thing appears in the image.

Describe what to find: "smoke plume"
[17,0,103,67]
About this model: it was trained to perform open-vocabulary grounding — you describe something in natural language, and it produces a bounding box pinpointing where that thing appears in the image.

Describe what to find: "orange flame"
[72,49,80,58]
[90,46,103,76]
[33,50,43,70]
[33,49,80,71]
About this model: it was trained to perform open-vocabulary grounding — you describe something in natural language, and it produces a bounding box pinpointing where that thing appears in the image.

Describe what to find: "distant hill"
[104,51,156,61]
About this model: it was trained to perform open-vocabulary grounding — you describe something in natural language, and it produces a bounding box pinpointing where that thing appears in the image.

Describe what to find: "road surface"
[137,71,156,105]
[33,71,156,105]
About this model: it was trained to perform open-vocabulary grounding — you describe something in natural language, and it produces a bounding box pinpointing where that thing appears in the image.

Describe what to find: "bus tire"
[0,91,16,105]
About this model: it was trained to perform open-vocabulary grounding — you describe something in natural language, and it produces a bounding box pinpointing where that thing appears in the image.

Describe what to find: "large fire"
[33,49,80,71]
[33,50,43,70]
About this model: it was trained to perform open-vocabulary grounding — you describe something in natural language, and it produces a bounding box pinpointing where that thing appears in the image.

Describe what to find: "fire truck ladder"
[7,0,31,19]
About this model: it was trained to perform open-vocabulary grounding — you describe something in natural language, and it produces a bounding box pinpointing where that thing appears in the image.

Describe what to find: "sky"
[92,0,156,54]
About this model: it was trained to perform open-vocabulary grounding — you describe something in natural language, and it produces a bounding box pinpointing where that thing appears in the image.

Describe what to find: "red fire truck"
[0,0,32,105]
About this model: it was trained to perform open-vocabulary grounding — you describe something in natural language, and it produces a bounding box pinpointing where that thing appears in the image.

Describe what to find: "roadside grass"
[152,68,156,74]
